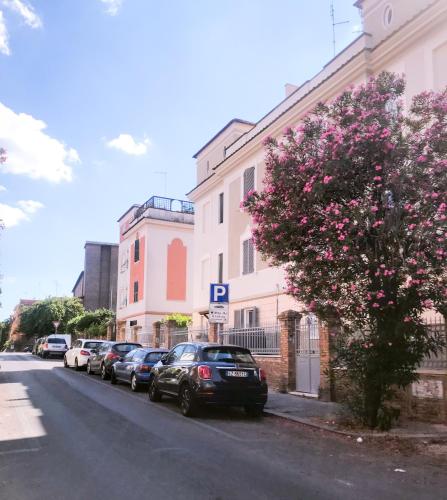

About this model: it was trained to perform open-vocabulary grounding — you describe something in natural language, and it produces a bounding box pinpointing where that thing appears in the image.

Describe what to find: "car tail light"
[106,352,120,361]
[139,365,150,372]
[259,368,267,382]
[198,365,212,380]
[80,350,90,356]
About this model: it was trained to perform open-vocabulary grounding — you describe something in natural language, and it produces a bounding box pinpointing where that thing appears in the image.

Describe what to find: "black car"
[87,341,142,380]
[149,342,268,417]
[111,348,169,391]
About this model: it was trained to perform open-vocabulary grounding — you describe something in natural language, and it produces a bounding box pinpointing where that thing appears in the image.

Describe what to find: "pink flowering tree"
[243,73,447,429]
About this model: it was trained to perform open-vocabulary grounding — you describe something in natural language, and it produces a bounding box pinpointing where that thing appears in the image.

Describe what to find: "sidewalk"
[264,391,447,440]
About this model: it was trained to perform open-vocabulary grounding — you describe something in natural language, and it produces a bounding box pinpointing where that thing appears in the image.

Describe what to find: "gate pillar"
[318,316,339,402]
[278,310,302,392]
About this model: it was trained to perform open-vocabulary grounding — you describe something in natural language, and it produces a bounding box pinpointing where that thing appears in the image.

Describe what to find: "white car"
[64,339,105,370]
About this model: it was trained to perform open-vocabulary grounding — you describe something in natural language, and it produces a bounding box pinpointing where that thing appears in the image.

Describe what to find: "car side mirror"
[119,357,124,362]
[160,354,168,364]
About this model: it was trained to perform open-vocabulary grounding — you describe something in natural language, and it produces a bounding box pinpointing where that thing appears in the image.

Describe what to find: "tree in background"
[0,318,12,349]
[244,72,447,429]
[20,297,84,339]
[162,313,192,328]
[67,308,115,338]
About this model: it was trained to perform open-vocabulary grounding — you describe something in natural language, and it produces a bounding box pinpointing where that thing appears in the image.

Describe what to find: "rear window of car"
[84,342,102,349]
[48,338,66,344]
[202,347,255,364]
[145,352,166,363]
[114,343,142,353]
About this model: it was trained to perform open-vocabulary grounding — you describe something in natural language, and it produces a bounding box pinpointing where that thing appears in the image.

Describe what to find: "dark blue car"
[110,348,169,392]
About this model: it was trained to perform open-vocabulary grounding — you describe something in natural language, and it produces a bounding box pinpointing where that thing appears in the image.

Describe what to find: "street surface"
[0,353,445,500]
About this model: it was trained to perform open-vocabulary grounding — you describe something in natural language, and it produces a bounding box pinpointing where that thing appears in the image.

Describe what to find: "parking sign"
[210,283,229,303]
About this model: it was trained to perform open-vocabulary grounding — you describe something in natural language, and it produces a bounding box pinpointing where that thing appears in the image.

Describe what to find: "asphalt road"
[0,353,445,500]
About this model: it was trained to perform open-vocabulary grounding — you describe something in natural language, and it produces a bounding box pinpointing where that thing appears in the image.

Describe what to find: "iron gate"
[295,315,320,394]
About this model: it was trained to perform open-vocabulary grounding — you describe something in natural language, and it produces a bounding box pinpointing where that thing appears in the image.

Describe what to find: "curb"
[264,409,447,441]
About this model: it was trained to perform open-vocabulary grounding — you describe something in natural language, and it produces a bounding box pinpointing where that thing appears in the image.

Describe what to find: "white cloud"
[0,199,43,228]
[17,199,43,214]
[2,0,42,29]
[106,133,151,156]
[99,0,123,16]
[0,185,6,192]
[0,11,10,55]
[0,101,80,182]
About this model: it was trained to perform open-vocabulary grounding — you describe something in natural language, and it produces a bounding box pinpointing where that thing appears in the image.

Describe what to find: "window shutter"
[253,307,259,327]
[234,309,242,329]
[243,239,254,275]
[243,167,255,197]
[242,240,248,274]
[248,239,254,273]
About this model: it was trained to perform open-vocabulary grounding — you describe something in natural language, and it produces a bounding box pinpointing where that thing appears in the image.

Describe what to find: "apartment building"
[116,196,194,345]
[188,0,447,397]
[72,241,119,311]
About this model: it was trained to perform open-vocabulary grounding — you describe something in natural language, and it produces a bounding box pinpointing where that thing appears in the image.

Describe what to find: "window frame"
[134,238,140,263]
[133,281,139,302]
[218,192,224,224]
[242,238,254,275]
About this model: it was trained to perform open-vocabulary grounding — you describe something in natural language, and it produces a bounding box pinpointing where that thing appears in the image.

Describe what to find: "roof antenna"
[330,1,349,57]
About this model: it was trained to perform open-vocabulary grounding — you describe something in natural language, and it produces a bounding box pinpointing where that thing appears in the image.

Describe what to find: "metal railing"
[221,323,280,355]
[419,318,447,370]
[133,196,194,220]
[159,326,209,348]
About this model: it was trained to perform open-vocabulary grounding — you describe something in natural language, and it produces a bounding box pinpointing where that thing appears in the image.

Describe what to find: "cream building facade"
[188,0,447,331]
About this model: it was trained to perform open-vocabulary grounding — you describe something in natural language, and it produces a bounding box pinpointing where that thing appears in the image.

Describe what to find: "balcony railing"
[133,196,194,220]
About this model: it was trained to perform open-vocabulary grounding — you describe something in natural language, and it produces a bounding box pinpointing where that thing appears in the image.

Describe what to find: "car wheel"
[148,380,162,402]
[179,384,197,417]
[131,374,139,392]
[75,358,81,371]
[101,364,110,380]
[87,361,94,375]
[110,369,117,385]
[244,405,264,418]
[63,356,69,368]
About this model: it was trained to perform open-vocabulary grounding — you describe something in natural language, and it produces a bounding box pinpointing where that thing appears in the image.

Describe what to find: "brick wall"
[253,356,284,391]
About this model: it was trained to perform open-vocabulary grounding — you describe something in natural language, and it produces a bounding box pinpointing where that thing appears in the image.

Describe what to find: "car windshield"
[84,342,102,349]
[202,347,255,364]
[48,338,66,344]
[114,343,141,353]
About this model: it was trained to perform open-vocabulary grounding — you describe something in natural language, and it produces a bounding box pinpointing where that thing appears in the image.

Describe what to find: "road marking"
[335,479,354,488]
[0,448,40,456]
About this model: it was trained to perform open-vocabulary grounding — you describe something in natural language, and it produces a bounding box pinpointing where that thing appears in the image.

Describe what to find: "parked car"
[64,339,105,370]
[32,338,44,355]
[87,341,142,379]
[110,348,169,391]
[149,342,268,417]
[39,335,69,358]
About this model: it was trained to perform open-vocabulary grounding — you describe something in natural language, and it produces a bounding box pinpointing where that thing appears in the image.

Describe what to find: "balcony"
[131,196,195,226]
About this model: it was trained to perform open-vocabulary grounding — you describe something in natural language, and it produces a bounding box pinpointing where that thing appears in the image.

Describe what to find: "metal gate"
[295,315,320,395]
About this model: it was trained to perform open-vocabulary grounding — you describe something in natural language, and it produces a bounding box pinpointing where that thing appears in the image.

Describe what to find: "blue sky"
[0,0,361,319]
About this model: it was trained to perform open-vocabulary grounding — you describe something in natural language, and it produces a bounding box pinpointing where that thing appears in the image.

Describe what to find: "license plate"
[226,370,248,377]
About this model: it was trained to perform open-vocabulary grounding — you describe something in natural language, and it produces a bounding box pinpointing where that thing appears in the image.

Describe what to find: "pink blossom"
[387,300,394,305]
[323,175,333,184]
[372,302,380,308]
[375,165,382,171]
[373,176,382,182]
[404,316,412,322]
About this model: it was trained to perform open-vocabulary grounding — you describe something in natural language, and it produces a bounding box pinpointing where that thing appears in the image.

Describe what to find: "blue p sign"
[210,283,229,303]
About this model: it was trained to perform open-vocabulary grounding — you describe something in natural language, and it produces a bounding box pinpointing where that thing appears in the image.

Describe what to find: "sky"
[0,0,361,319]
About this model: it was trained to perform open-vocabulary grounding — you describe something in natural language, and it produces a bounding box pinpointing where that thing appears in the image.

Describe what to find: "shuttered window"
[218,192,224,224]
[233,307,258,328]
[133,281,139,302]
[242,238,254,275]
[243,167,255,197]
[218,253,223,283]
[134,239,140,262]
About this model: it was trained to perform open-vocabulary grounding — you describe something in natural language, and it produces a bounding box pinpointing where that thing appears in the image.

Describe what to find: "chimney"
[285,83,299,98]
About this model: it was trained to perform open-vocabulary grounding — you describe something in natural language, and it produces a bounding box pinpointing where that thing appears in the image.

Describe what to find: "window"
[134,238,140,262]
[218,253,223,283]
[242,238,254,275]
[234,307,258,328]
[203,347,255,364]
[167,345,185,364]
[133,281,139,302]
[243,167,255,197]
[180,344,196,362]
[218,192,224,224]
[145,352,165,363]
